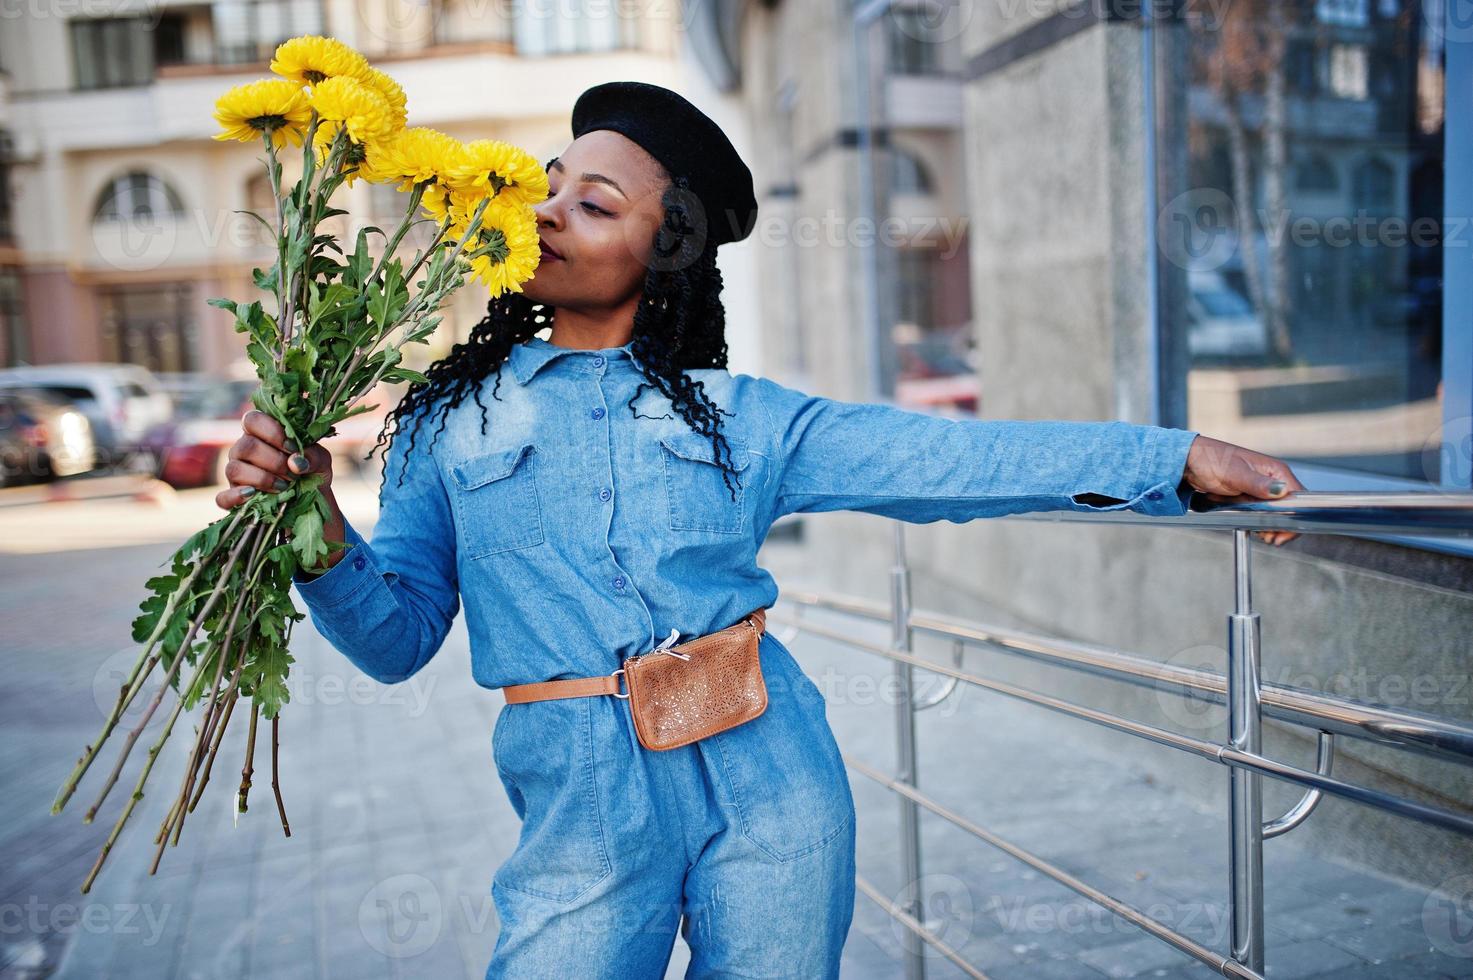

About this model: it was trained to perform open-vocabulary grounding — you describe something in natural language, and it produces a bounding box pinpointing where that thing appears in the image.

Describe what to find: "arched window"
[890,149,933,195]
[1294,155,1338,194]
[92,171,185,222]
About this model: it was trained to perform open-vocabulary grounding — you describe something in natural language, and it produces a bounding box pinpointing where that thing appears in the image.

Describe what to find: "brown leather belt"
[500,608,768,705]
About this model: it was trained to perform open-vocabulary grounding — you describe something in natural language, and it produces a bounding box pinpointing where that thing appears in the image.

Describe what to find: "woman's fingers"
[235,432,294,482]
[1194,447,1306,547]
[215,459,290,510]
[242,409,290,452]
[214,410,320,512]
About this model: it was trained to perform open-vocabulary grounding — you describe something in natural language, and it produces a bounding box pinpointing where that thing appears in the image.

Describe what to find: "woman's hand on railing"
[1182,435,1307,546]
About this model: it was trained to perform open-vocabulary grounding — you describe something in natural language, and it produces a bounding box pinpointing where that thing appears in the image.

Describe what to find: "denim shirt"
[291,336,1200,687]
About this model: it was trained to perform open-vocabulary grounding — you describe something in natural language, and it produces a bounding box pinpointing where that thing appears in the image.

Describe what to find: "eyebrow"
[547,157,628,200]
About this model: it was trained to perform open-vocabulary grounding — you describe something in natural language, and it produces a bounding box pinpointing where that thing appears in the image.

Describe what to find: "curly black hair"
[368,169,746,504]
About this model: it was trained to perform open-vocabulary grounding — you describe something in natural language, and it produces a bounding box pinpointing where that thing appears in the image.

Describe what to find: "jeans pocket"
[448,443,545,559]
[659,431,751,534]
[491,698,612,904]
[711,639,855,863]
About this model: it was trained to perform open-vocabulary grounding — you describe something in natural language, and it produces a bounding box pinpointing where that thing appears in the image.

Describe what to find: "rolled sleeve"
[292,519,379,606]
[1131,424,1200,517]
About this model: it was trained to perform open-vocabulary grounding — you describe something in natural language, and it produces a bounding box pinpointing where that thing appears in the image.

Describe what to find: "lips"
[539,240,564,261]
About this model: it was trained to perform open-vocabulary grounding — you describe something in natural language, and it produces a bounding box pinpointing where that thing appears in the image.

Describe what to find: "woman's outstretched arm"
[751,376,1304,543]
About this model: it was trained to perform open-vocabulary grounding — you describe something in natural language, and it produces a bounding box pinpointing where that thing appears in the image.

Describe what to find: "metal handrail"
[780,490,1473,979]
[1009,490,1473,537]
[777,590,1473,765]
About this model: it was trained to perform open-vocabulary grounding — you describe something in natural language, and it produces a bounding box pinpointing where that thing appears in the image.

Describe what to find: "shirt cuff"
[1133,427,1200,517]
[291,517,383,608]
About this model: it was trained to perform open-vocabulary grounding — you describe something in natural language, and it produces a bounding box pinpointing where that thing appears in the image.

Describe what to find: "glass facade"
[1154,0,1447,483]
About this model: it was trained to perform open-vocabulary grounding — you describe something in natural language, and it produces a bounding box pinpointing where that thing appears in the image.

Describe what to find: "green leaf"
[252,643,295,720]
[366,261,408,334]
[386,367,429,385]
[289,507,327,568]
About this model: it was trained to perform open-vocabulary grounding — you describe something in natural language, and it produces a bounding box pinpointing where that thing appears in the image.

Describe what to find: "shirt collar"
[508,335,639,385]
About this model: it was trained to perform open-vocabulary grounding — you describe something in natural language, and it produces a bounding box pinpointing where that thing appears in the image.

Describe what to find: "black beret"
[571,81,758,248]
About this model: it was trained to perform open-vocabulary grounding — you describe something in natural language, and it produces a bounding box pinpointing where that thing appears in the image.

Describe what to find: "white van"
[0,363,173,465]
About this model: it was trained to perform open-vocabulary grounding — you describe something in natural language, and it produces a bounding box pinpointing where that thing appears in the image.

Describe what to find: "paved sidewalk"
[2,485,1468,979]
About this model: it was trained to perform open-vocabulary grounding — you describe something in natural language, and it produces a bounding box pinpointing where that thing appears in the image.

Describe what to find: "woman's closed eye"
[546,186,611,216]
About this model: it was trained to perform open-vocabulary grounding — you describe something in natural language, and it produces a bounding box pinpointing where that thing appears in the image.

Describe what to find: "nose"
[532,190,562,231]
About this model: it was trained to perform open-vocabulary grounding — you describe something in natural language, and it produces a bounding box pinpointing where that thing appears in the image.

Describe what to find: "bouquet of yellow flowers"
[50,35,545,893]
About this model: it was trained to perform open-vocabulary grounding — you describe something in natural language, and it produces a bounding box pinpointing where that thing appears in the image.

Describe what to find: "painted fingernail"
[274,477,289,491]
[1269,480,1286,495]
[290,453,310,473]
[284,437,298,453]
[239,486,257,498]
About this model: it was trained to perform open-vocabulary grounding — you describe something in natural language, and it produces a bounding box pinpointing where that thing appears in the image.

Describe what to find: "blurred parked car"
[142,378,396,489]
[0,363,172,467]
[143,379,260,488]
[895,333,981,415]
[0,387,98,486]
[153,371,224,412]
[1186,271,1269,358]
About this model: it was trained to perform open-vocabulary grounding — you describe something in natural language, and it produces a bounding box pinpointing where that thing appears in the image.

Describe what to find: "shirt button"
[353,555,366,570]
[591,407,605,420]
[612,575,625,590]
[592,356,604,367]
[1146,490,1163,501]
[599,487,611,501]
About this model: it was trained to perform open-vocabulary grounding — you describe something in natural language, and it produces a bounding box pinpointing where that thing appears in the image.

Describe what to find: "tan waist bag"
[500,607,770,751]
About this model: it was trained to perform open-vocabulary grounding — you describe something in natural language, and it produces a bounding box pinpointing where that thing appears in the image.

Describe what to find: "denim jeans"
[485,630,855,978]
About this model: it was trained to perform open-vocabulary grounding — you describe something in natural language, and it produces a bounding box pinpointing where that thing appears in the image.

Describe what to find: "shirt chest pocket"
[659,431,751,534]
[448,443,545,559]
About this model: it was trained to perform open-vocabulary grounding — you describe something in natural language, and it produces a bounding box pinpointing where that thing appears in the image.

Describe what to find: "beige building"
[0,1,765,375]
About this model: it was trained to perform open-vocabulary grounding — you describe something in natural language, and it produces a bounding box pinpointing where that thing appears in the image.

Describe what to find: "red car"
[142,379,397,489]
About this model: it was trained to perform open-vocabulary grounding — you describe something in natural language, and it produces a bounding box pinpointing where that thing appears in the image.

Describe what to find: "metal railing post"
[890,521,925,980]
[1228,530,1265,972]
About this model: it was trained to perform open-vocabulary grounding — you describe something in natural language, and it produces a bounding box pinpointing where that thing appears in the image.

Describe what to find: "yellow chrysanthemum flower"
[212,79,312,149]
[270,35,368,86]
[421,185,486,225]
[310,76,397,182]
[361,127,465,191]
[455,198,541,297]
[448,139,549,209]
[357,67,408,133]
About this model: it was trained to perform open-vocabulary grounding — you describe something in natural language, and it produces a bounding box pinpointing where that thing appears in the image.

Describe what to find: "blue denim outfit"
[291,335,1200,978]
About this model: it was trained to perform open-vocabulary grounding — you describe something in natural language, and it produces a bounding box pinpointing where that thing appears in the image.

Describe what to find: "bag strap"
[500,606,769,705]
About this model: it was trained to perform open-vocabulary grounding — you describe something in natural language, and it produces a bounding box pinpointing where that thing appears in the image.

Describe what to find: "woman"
[219,81,1304,979]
